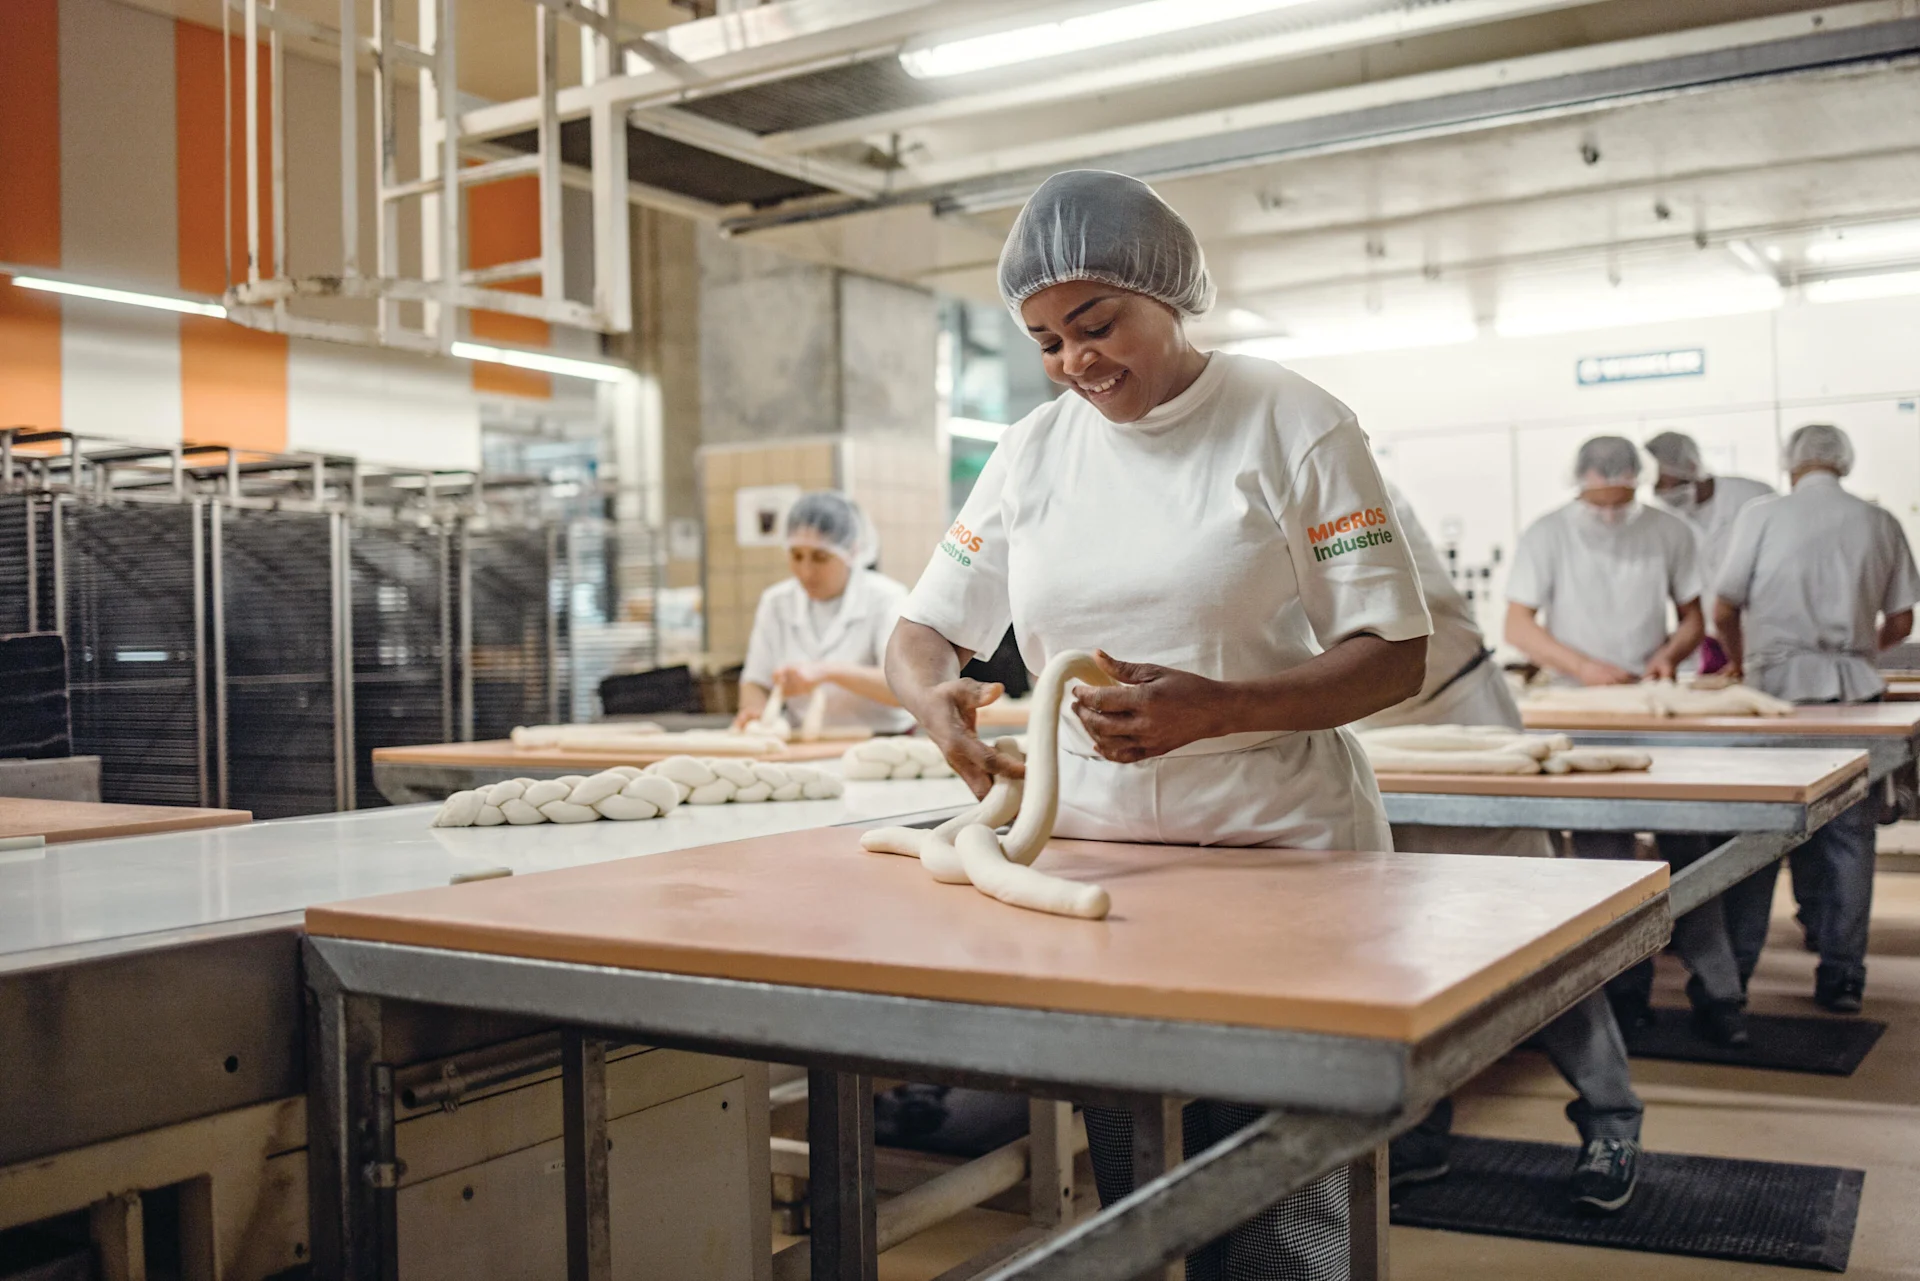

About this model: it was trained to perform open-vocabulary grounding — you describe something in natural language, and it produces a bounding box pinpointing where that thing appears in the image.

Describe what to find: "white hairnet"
[1574,435,1642,488]
[997,170,1215,319]
[786,490,878,568]
[1643,430,1704,482]
[1784,423,1854,476]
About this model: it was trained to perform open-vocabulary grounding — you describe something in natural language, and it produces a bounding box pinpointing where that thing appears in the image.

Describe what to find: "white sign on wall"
[735,484,802,547]
[1575,348,1706,386]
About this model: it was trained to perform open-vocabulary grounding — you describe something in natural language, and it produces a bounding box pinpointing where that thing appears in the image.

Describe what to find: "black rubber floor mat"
[1624,1005,1886,1075]
[1391,1136,1863,1271]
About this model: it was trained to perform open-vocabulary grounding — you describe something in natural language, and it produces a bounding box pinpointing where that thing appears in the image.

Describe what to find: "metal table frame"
[307,884,1671,1281]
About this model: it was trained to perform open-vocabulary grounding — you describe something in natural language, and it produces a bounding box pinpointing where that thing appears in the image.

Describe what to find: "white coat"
[901,353,1433,852]
[741,570,915,732]
[1714,472,1920,703]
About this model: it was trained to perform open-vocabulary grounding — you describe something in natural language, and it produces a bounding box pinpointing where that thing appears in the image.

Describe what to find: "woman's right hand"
[917,677,1025,798]
[730,707,761,732]
[1578,659,1638,686]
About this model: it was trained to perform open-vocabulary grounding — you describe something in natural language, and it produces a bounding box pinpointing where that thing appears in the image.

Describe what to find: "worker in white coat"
[887,170,1442,1277]
[1644,429,1773,667]
[1505,438,1752,1047]
[1365,483,1645,1210]
[734,491,913,735]
[1714,423,1920,1012]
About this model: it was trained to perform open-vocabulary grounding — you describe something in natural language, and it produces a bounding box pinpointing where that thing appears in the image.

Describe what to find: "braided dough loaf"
[430,756,844,827]
[840,737,957,780]
[860,649,1115,920]
[1355,725,1651,776]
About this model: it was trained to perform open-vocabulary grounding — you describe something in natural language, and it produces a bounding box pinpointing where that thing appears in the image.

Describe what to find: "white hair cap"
[1784,423,1854,476]
[1574,435,1642,488]
[1643,430,1704,482]
[997,170,1215,319]
[786,490,879,568]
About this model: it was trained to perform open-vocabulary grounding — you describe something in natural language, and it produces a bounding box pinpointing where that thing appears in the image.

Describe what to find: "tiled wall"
[701,439,838,662]
[842,437,948,589]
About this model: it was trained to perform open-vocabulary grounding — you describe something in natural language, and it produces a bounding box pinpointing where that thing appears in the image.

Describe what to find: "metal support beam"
[538,3,566,305]
[339,0,359,276]
[305,962,385,1281]
[210,503,229,807]
[1346,1144,1389,1281]
[1129,1096,1185,1281]
[808,1070,877,1281]
[561,1031,613,1281]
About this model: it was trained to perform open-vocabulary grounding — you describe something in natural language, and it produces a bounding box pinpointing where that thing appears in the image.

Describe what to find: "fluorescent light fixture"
[1226,317,1478,361]
[450,340,629,383]
[114,649,170,663]
[901,0,1320,79]
[10,274,226,318]
[1494,279,1781,338]
[1804,226,1920,265]
[1804,270,1920,304]
[946,417,1007,443]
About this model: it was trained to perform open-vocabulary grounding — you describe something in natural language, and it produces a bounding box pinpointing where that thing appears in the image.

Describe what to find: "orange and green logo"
[1307,507,1394,562]
[940,520,984,567]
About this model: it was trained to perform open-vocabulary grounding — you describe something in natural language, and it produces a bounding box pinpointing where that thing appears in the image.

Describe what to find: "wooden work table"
[1375,745,1865,803]
[308,828,1664,1043]
[1520,701,1920,737]
[0,797,252,845]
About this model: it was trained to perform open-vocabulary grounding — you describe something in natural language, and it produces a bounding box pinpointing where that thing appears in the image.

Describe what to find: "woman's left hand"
[1070,651,1226,764]
[772,663,831,696]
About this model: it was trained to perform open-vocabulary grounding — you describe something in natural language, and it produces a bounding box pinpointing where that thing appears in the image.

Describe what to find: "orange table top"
[1375,746,1866,804]
[1520,702,1920,737]
[1883,679,1920,703]
[0,798,253,844]
[307,829,1666,1043]
[371,738,850,769]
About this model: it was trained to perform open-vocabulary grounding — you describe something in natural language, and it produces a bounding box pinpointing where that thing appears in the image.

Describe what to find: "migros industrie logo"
[940,519,984,567]
[1307,507,1395,562]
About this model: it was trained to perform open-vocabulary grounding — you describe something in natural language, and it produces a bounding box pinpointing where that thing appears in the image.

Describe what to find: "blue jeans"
[1725,798,1876,990]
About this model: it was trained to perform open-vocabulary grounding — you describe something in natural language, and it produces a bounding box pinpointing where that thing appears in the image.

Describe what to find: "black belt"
[1418,646,1494,708]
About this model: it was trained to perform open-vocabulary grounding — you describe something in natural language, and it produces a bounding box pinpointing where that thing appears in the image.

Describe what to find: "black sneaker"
[1388,1128,1450,1188]
[1570,1138,1639,1213]
[1686,976,1751,1047]
[1814,974,1864,1014]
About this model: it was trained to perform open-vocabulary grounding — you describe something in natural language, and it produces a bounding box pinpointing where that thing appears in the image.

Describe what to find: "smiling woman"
[882,169,1434,1281]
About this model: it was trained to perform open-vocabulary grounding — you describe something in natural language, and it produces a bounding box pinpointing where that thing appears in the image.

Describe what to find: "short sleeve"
[1879,513,1920,615]
[1713,505,1764,610]
[1279,422,1432,647]
[1506,519,1554,613]
[899,440,1014,656]
[1666,521,1703,605]
[740,587,782,688]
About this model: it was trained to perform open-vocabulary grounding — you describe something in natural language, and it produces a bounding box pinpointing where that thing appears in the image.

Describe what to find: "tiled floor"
[862,867,1920,1280]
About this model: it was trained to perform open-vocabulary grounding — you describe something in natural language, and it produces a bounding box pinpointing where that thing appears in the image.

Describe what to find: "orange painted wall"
[466,174,551,399]
[0,0,63,432]
[175,19,287,450]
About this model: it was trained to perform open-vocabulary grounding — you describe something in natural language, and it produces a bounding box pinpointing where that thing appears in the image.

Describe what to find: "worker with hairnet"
[1714,423,1920,1012]
[1644,429,1774,665]
[1506,437,1753,1050]
[1365,482,1646,1212]
[734,491,914,733]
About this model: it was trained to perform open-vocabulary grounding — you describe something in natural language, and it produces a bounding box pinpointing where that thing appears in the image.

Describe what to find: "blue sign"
[1576,348,1706,386]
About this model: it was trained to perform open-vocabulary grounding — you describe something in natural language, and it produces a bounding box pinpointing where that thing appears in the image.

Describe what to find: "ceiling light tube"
[450,340,630,383]
[900,0,1322,80]
[946,417,1007,443]
[10,274,226,319]
[1804,228,1920,266]
[1803,270,1920,304]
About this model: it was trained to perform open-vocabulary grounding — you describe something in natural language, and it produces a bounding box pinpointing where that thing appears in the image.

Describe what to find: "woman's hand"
[1070,651,1226,764]
[917,678,1025,798]
[772,663,830,696]
[730,707,762,731]
[1643,654,1679,682]
[1578,659,1638,686]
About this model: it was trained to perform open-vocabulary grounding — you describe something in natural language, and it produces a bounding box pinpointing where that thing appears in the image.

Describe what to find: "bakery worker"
[889,169,1439,1279]
[1714,423,1920,1012]
[733,491,913,734]
[1505,437,1753,1047]
[1362,483,1645,1210]
[1644,429,1773,662]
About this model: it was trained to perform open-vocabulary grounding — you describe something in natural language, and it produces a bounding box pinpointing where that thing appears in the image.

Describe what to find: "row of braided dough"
[860,650,1114,920]
[1356,725,1651,775]
[430,756,842,827]
[841,737,957,780]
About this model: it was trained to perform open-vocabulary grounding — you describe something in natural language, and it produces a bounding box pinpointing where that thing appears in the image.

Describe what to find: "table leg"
[561,1031,613,1281]
[1347,1143,1389,1281]
[1028,1100,1076,1228]
[306,976,386,1281]
[1128,1096,1185,1281]
[808,1069,877,1281]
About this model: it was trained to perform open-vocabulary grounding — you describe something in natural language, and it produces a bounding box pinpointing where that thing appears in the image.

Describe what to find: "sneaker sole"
[1388,1163,1449,1190]
[1574,1183,1636,1213]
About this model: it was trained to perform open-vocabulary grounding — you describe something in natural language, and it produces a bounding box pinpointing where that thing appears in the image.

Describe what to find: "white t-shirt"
[742,570,913,732]
[902,351,1432,763]
[1715,472,1920,702]
[1507,500,1702,676]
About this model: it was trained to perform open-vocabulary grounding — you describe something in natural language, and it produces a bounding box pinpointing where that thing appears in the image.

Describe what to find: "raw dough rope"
[509,723,792,756]
[840,737,957,780]
[1356,724,1651,775]
[1520,679,1793,719]
[431,756,844,827]
[860,649,1115,920]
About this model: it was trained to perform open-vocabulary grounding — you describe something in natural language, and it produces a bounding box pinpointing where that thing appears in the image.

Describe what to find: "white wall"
[1282,294,1920,640]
